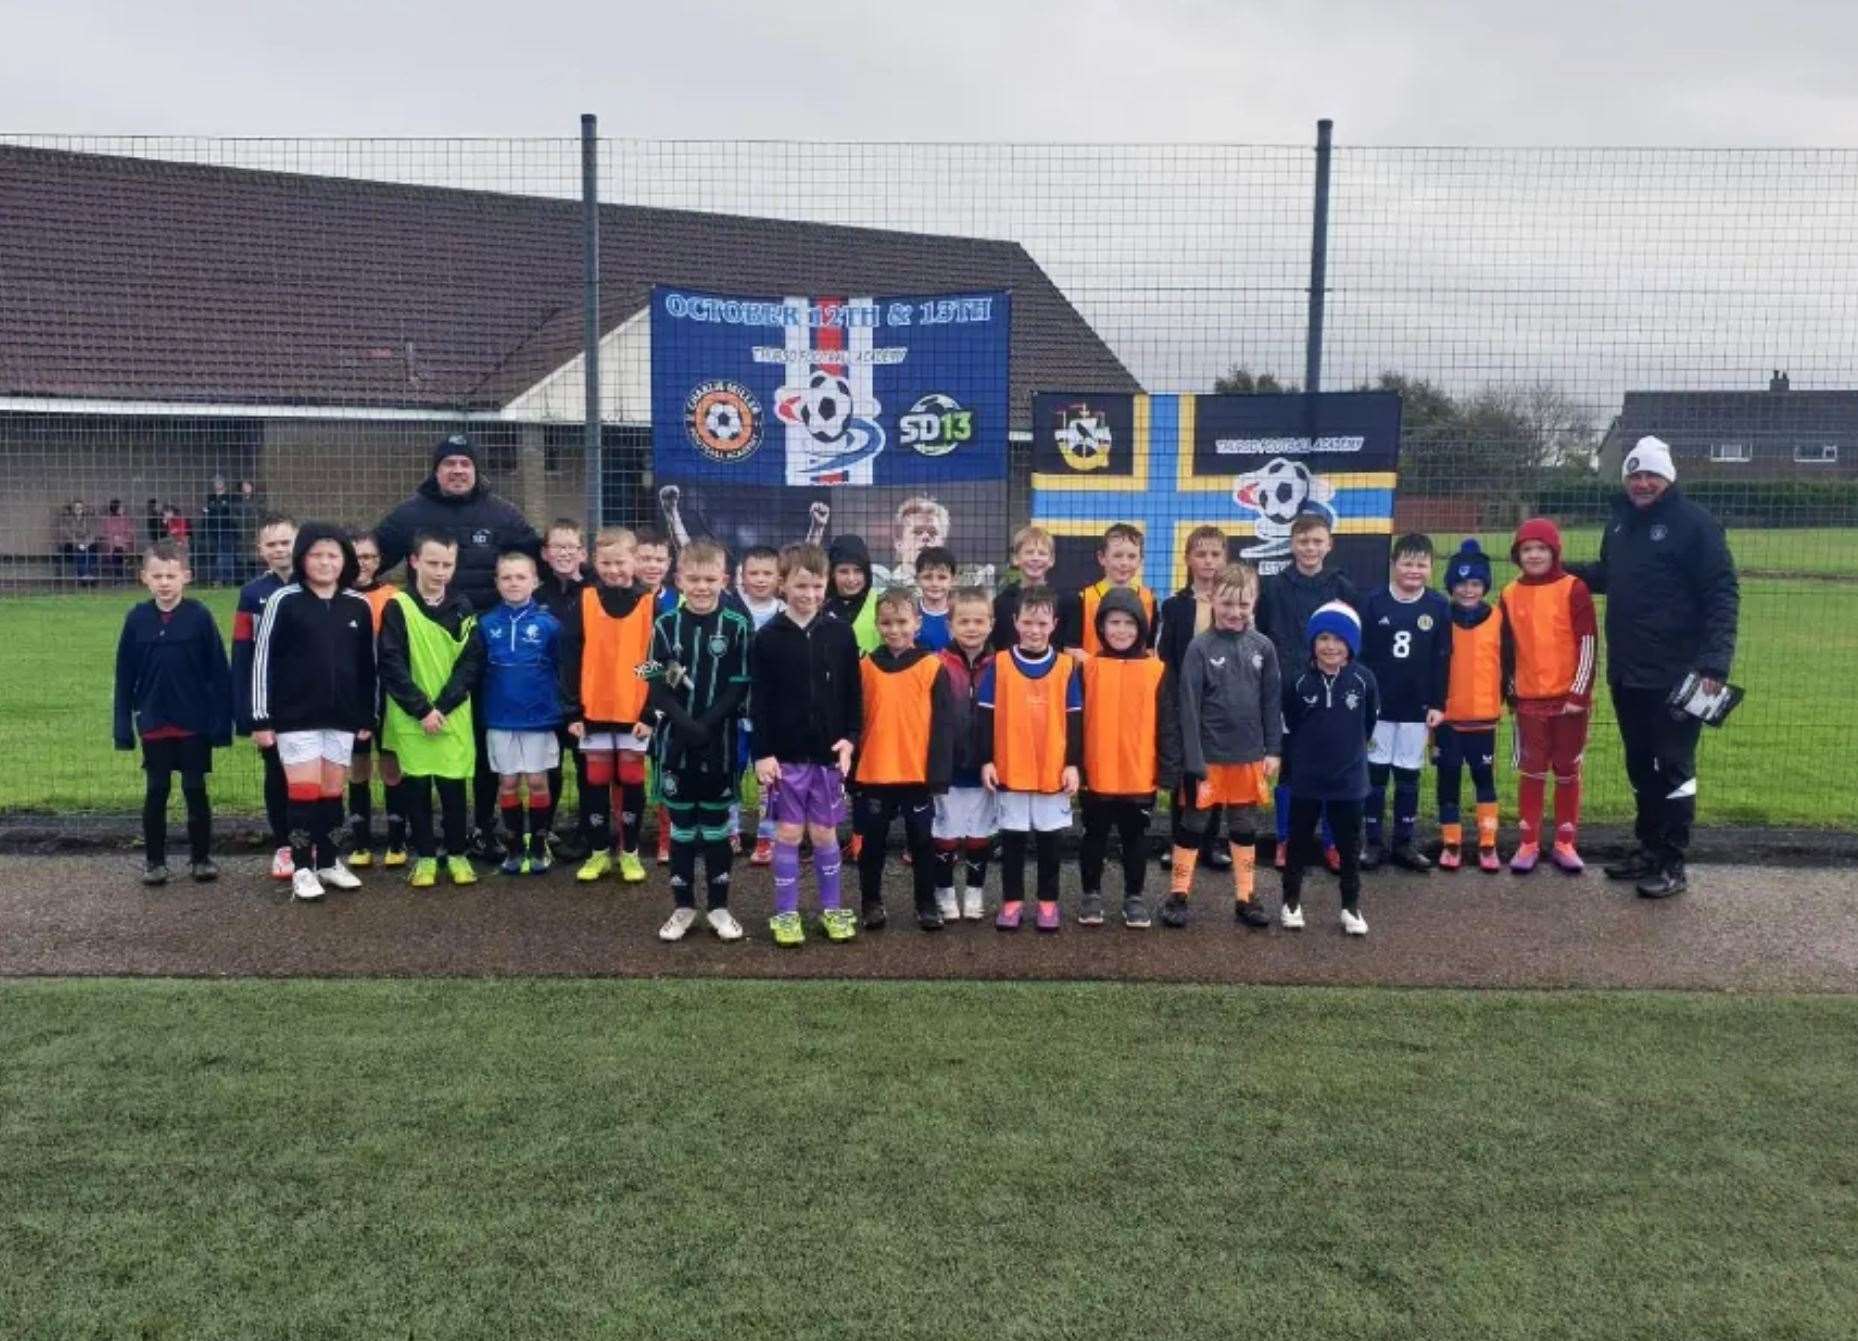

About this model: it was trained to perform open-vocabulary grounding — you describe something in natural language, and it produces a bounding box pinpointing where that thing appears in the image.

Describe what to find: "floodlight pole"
[1305,118,1333,394]
[581,112,603,528]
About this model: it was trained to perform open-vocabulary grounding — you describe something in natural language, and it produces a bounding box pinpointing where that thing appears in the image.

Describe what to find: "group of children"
[115,496,1602,940]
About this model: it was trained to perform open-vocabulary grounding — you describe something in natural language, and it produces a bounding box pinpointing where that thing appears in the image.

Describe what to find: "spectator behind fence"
[201,476,239,585]
[235,480,260,575]
[1566,435,1739,901]
[145,498,165,547]
[59,500,100,585]
[100,499,136,581]
[162,504,192,556]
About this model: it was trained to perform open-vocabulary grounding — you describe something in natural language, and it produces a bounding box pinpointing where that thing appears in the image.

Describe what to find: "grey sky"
[8,0,1857,145]
[6,1,1856,410]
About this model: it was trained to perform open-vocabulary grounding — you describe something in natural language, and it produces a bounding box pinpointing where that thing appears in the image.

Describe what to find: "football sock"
[1553,773,1581,846]
[771,839,801,915]
[1231,839,1256,903]
[704,837,733,910]
[1518,774,1546,847]
[1169,844,1199,895]
[963,837,990,892]
[815,839,843,910]
[1392,767,1420,846]
[1476,801,1500,850]
[347,780,372,841]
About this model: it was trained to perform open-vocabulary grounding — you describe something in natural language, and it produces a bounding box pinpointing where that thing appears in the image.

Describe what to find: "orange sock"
[1475,802,1499,850]
[1440,822,1463,847]
[1170,845,1198,894]
[1231,841,1256,903]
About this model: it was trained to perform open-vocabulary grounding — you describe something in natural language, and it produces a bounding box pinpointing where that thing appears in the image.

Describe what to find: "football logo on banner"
[900,393,974,458]
[685,380,764,463]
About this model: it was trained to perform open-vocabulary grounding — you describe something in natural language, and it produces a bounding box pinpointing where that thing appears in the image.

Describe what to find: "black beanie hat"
[432,433,479,470]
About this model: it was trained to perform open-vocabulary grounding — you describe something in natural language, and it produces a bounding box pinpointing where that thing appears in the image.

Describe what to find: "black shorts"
[141,735,213,776]
[662,765,737,808]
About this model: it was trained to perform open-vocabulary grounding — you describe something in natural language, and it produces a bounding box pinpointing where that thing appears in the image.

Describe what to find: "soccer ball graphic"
[1233,456,1337,557]
[1243,458,1316,524]
[703,400,744,443]
[798,372,854,443]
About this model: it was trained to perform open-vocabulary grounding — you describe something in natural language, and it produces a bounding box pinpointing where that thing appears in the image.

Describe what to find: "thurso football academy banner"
[1029,391,1403,594]
[650,286,1010,587]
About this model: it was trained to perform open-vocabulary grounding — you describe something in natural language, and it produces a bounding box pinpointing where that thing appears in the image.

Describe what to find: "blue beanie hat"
[1306,600,1361,657]
[1445,538,1493,594]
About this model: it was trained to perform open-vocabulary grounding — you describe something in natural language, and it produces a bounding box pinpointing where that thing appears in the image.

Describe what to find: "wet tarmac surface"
[2,851,1852,992]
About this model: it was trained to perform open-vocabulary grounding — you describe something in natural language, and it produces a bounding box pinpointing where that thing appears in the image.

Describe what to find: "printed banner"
[651,286,1010,586]
[1030,391,1403,593]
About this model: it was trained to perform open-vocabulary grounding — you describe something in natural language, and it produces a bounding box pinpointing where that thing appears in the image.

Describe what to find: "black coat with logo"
[375,477,540,613]
[1568,487,1738,689]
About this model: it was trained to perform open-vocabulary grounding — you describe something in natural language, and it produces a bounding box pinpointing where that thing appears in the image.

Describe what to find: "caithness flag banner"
[650,286,1010,586]
[1030,391,1403,593]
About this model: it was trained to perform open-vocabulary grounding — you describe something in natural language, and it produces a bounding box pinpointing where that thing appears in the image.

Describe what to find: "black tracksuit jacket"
[747,611,863,766]
[249,584,379,734]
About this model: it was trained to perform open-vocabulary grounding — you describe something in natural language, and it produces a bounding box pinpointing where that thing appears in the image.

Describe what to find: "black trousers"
[854,786,937,913]
[1281,797,1364,913]
[405,775,469,859]
[259,743,288,847]
[1611,684,1704,869]
[1079,794,1151,898]
[470,688,497,837]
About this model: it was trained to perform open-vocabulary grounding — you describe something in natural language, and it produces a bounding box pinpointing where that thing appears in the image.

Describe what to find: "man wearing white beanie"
[1567,435,1739,899]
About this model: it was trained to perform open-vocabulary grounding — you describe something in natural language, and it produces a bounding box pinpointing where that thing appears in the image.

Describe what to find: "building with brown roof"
[0,144,1138,571]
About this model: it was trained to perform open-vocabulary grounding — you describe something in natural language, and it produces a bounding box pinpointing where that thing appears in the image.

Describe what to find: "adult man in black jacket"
[1568,436,1738,899]
[376,435,541,610]
[375,434,541,859]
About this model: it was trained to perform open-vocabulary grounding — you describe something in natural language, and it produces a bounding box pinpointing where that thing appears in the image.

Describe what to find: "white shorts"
[934,786,999,840]
[994,790,1072,833]
[487,729,560,775]
[581,731,650,753]
[1368,720,1430,771]
[276,729,356,767]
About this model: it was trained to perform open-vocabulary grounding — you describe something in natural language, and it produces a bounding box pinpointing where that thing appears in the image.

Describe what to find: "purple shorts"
[765,762,847,828]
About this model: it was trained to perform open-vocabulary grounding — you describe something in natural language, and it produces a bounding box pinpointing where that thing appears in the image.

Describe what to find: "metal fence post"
[1305,118,1333,394]
[581,112,603,528]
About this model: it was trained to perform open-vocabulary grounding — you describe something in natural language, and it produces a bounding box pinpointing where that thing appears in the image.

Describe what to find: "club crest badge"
[1053,402,1113,472]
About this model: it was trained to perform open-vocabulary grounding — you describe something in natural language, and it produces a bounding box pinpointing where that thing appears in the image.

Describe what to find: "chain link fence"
[3,133,1855,834]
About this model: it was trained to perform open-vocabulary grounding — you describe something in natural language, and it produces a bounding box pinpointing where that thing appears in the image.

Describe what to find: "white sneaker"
[961,886,985,920]
[659,907,699,942]
[936,888,960,922]
[1279,901,1305,930]
[1341,907,1369,936]
[271,846,295,880]
[706,907,745,942]
[290,868,325,902]
[316,860,361,890]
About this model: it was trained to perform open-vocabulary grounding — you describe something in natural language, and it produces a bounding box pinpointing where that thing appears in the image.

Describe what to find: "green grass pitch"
[3,979,1855,1340]
[3,530,1855,829]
